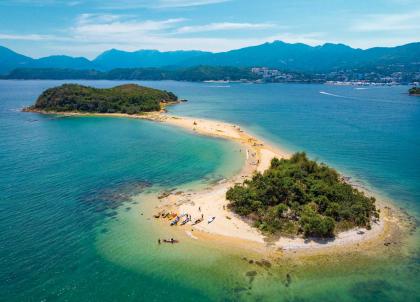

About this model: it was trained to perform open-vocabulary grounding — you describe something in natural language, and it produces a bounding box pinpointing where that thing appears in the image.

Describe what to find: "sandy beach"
[29,109,404,255]
[149,112,399,254]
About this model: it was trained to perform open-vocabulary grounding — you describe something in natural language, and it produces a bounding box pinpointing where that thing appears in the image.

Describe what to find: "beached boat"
[180,216,190,225]
[192,218,203,225]
[208,217,216,224]
[170,216,180,226]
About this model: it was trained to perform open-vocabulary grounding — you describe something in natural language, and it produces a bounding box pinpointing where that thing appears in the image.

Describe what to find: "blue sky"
[0,0,419,58]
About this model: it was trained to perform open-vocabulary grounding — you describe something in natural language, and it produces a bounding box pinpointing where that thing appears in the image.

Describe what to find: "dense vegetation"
[226,153,378,238]
[28,84,178,114]
[5,68,104,80]
[4,66,258,81]
[409,87,420,95]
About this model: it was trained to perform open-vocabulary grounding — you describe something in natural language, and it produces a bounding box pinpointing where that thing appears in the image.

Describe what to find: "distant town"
[250,67,420,86]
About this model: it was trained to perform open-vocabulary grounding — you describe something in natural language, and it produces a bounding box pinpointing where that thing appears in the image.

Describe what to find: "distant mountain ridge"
[183,41,420,72]
[94,49,211,70]
[0,41,419,75]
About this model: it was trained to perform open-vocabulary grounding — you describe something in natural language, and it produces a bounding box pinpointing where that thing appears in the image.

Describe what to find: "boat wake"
[319,91,346,98]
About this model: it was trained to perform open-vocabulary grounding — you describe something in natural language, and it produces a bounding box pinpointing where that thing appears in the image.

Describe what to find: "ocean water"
[0,80,419,301]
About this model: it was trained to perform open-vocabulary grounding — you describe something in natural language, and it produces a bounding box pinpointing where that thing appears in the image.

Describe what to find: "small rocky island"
[409,87,420,96]
[226,152,379,238]
[25,84,178,114]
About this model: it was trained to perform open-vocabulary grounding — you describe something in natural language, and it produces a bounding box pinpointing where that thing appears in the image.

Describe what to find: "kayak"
[180,216,190,225]
[208,216,216,224]
[170,216,180,226]
[193,218,203,225]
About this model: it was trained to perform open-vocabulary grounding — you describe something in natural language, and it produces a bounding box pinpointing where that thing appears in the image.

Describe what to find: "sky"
[0,0,419,58]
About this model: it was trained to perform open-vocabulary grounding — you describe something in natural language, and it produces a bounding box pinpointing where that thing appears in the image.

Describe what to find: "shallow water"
[0,80,419,301]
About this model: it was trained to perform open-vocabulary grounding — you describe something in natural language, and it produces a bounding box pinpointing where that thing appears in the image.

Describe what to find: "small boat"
[208,216,216,224]
[153,213,161,218]
[168,213,177,219]
[192,218,203,225]
[180,216,190,225]
[170,216,180,226]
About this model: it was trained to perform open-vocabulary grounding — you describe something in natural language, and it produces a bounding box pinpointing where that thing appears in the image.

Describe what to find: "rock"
[246,271,257,277]
[260,259,272,268]
[285,273,292,287]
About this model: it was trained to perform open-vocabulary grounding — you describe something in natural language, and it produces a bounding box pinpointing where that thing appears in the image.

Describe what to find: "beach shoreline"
[26,108,406,256]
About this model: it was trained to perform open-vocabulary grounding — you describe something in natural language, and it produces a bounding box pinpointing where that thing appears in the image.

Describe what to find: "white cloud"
[0,12,327,58]
[351,12,420,32]
[0,0,231,9]
[72,14,185,37]
[92,0,231,10]
[177,22,275,33]
[0,33,65,41]
[155,0,231,8]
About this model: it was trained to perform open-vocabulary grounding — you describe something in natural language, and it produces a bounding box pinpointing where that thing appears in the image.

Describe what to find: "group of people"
[157,238,176,244]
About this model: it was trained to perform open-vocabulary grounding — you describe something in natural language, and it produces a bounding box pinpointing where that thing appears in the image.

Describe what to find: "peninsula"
[25,84,399,254]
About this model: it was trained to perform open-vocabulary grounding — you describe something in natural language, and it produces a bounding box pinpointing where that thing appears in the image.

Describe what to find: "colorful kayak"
[170,216,180,226]
[180,216,190,225]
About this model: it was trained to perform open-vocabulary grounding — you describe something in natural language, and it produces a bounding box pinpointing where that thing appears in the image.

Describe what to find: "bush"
[226,152,377,238]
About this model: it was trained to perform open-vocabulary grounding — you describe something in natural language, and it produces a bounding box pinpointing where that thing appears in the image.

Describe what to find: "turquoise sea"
[0,80,419,301]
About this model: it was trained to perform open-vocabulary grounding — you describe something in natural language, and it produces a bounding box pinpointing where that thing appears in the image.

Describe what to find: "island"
[25,85,397,254]
[226,152,378,238]
[24,83,178,114]
[409,87,420,96]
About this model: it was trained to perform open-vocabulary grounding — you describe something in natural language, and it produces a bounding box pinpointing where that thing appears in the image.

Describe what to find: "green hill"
[27,84,178,114]
[226,152,378,238]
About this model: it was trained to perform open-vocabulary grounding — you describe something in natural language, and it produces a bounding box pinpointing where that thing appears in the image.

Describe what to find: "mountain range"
[1,41,419,75]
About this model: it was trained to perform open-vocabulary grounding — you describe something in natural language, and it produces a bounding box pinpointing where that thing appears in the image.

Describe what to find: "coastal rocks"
[158,191,171,199]
[255,259,272,268]
[245,271,258,283]
[242,257,272,269]
[245,270,257,277]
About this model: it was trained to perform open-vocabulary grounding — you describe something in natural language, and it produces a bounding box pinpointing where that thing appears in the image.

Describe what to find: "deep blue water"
[167,82,420,215]
[0,80,419,301]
